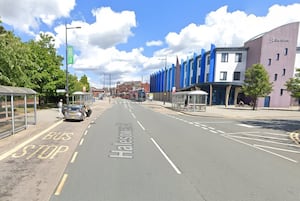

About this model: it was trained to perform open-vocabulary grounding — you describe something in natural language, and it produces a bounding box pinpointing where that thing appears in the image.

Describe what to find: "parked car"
[63,104,91,121]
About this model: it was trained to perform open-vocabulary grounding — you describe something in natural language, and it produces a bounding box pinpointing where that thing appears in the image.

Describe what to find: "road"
[49,99,300,201]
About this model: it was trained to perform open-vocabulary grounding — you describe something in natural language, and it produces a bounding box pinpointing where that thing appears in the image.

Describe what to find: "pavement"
[146,100,300,119]
[1,98,300,155]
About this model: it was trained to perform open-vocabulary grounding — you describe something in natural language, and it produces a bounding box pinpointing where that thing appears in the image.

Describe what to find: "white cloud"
[164,4,300,57]
[146,40,163,47]
[0,0,75,34]
[1,2,300,87]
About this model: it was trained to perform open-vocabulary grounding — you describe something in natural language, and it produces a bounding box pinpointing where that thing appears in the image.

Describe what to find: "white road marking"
[84,130,88,136]
[217,130,225,134]
[150,138,182,174]
[227,135,300,148]
[228,133,290,141]
[54,174,68,195]
[70,152,78,163]
[237,123,255,128]
[131,113,136,119]
[137,120,145,131]
[0,120,63,161]
[254,144,300,154]
[222,134,298,163]
[209,130,218,134]
[264,132,289,137]
[79,138,84,146]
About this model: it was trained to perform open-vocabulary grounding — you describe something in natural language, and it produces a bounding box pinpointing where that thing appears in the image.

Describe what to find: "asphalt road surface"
[50,99,300,201]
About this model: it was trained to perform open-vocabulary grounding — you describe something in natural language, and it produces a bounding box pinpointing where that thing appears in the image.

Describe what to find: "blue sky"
[0,0,300,89]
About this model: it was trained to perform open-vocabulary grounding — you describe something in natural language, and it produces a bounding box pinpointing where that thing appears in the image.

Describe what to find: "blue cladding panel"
[209,44,216,82]
[180,60,184,88]
[192,53,197,84]
[172,64,175,89]
[200,49,206,83]
[186,59,190,87]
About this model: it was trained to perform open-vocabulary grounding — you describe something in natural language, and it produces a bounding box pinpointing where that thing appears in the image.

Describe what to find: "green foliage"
[242,63,273,110]
[0,23,90,104]
[26,33,64,101]
[0,30,31,86]
[68,74,90,93]
[285,69,300,101]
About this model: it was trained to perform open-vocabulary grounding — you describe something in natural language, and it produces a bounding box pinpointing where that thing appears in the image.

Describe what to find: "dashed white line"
[131,113,136,119]
[137,120,145,130]
[150,138,182,174]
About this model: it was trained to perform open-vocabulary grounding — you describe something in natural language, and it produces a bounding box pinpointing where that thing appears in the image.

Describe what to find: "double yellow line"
[289,131,300,144]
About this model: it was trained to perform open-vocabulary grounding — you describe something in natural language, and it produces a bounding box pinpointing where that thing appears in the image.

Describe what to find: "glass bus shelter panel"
[26,95,36,125]
[13,95,26,131]
[0,95,13,138]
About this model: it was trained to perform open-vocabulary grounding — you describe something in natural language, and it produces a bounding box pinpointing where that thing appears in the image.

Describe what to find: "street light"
[65,23,81,106]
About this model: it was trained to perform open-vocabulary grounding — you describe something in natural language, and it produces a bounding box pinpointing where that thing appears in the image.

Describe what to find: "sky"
[0,0,300,89]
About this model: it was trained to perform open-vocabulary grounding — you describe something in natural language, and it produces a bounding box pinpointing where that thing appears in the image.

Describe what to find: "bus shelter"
[172,90,208,112]
[71,91,94,106]
[0,85,37,139]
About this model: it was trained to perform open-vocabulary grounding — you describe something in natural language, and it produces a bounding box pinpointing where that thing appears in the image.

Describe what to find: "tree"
[79,75,90,92]
[285,68,300,105]
[0,28,31,86]
[26,33,64,103]
[242,63,273,110]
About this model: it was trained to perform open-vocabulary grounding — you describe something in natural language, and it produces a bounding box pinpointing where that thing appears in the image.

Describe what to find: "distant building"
[91,87,105,98]
[116,81,150,99]
[150,22,300,107]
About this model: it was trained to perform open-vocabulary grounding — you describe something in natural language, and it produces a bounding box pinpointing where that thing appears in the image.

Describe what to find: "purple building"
[244,22,299,107]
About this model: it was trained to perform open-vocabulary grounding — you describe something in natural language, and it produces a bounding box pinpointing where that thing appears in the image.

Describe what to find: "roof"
[173,90,208,95]
[0,85,37,95]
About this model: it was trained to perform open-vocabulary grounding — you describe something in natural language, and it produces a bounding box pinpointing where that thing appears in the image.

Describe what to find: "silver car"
[63,105,87,121]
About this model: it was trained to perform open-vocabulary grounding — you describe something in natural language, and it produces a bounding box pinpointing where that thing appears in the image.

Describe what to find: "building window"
[220,71,227,81]
[233,72,241,81]
[284,48,288,55]
[283,68,286,76]
[235,53,242,62]
[268,58,272,66]
[276,53,280,60]
[221,53,228,62]
[207,56,210,65]
[274,73,278,81]
[280,89,284,96]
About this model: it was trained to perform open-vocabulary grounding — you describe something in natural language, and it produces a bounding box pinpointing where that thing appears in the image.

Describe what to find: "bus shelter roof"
[0,85,37,95]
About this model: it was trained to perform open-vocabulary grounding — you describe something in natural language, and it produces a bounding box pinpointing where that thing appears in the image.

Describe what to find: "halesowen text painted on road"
[109,123,134,159]
[11,131,72,160]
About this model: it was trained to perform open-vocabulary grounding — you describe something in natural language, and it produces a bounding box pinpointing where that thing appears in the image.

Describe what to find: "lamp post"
[65,23,81,106]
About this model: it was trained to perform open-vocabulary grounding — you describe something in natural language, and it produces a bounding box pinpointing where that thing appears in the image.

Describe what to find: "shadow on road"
[240,119,300,132]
